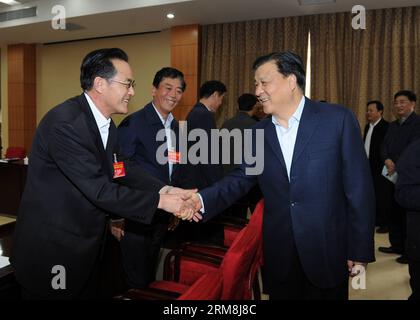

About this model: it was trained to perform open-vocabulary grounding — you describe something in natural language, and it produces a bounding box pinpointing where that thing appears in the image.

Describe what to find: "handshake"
[158,186,203,222]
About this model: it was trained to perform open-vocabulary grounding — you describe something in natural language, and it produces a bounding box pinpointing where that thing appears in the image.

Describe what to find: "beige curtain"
[201,17,309,126]
[310,6,420,129]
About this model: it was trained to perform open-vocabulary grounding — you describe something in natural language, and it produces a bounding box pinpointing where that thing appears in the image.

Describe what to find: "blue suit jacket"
[118,103,181,185]
[395,138,420,260]
[200,98,376,290]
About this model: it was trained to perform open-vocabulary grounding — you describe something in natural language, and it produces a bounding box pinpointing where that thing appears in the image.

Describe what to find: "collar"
[272,95,305,128]
[370,118,382,127]
[84,92,111,129]
[200,102,213,113]
[152,102,174,127]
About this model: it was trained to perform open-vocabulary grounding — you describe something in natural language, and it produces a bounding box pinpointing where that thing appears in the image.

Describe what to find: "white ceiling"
[0,0,33,9]
[0,0,419,44]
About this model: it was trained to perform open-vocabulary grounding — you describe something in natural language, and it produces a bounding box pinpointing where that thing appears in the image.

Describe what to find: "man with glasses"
[117,67,187,289]
[379,90,420,264]
[10,48,199,299]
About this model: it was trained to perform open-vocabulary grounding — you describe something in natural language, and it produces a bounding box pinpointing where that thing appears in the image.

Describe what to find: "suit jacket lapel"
[291,98,320,167]
[78,94,113,178]
[265,121,288,178]
[79,94,104,153]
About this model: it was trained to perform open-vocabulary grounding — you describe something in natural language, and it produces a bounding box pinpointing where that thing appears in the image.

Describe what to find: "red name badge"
[113,162,126,178]
[168,150,181,163]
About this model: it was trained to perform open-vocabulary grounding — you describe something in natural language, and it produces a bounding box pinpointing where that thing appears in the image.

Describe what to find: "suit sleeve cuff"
[197,193,205,214]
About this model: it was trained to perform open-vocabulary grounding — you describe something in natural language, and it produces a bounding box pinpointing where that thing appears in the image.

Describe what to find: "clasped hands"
[158,186,203,222]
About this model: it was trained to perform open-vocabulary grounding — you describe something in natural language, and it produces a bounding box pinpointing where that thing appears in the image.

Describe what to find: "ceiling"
[0,0,419,44]
[0,0,33,9]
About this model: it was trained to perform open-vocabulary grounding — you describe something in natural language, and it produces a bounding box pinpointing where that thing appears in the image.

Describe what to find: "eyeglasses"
[110,79,136,89]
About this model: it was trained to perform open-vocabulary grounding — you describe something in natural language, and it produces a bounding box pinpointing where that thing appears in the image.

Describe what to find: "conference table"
[0,160,27,216]
[0,216,19,299]
[0,160,128,299]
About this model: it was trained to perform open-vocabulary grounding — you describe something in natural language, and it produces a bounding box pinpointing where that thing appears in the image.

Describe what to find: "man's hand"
[347,260,367,277]
[158,193,202,221]
[190,192,203,212]
[167,187,198,195]
[109,219,125,241]
[385,159,396,175]
[159,185,198,195]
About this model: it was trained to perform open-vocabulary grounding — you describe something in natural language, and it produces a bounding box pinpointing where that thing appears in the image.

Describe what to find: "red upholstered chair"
[162,200,264,300]
[5,146,26,159]
[114,200,264,300]
[114,270,223,300]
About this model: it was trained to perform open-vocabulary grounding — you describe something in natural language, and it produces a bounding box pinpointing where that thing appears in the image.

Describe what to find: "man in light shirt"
[363,100,389,233]
[191,51,375,300]
[117,67,187,288]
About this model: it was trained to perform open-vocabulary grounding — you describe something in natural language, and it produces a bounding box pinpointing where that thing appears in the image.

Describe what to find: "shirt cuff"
[197,193,205,214]
[159,185,172,194]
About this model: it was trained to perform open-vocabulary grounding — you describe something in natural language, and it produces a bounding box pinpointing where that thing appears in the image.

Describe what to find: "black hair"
[394,90,417,102]
[367,100,384,112]
[199,80,227,99]
[80,48,129,91]
[253,51,306,91]
[153,67,186,92]
[237,93,258,111]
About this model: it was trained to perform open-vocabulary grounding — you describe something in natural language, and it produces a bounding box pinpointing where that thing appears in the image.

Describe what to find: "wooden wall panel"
[171,24,201,121]
[7,44,36,154]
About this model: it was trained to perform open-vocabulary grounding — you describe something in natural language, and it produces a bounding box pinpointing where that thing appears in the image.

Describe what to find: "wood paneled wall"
[170,24,201,120]
[8,44,36,153]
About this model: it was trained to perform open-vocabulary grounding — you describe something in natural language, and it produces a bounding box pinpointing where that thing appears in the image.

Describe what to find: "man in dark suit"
[221,93,262,218]
[10,48,198,299]
[222,93,258,175]
[363,100,390,233]
[395,138,420,300]
[117,67,186,288]
[184,80,226,190]
[191,51,375,300]
[379,90,420,264]
[180,80,226,244]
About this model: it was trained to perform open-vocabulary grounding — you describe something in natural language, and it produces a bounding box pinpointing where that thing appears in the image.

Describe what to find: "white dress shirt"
[272,96,305,180]
[152,103,175,180]
[364,118,381,158]
[84,92,111,149]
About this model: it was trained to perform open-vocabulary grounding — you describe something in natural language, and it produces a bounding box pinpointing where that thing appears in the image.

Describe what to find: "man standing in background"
[363,100,389,233]
[379,90,420,264]
[181,80,227,244]
[221,93,262,219]
[395,138,420,300]
[117,67,187,288]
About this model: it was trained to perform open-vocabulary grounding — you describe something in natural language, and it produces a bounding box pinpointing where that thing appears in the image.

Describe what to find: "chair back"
[178,270,223,300]
[5,147,26,159]
[220,199,264,299]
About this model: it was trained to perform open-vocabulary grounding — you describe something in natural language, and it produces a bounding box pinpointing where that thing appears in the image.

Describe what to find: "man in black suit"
[379,90,420,263]
[395,138,420,299]
[117,67,186,288]
[184,80,226,189]
[363,100,390,233]
[10,48,198,299]
[181,80,226,244]
[221,93,262,219]
[222,93,258,175]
